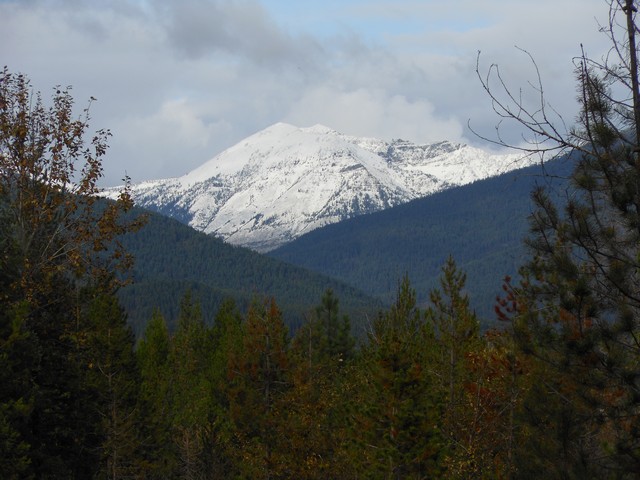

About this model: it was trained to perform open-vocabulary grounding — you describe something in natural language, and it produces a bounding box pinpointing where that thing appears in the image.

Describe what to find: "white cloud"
[285,86,462,143]
[0,0,613,185]
[113,98,234,182]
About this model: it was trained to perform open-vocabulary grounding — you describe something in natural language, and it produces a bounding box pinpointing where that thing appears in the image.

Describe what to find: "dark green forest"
[270,154,575,320]
[4,1,640,478]
[118,155,573,334]
[116,209,381,337]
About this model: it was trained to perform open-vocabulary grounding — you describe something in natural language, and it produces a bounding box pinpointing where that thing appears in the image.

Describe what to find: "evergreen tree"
[280,290,356,478]
[0,194,33,478]
[168,290,213,480]
[482,1,640,476]
[27,279,102,478]
[226,298,290,479]
[351,276,444,479]
[136,309,176,478]
[205,299,243,479]
[313,288,355,363]
[429,256,481,409]
[208,298,244,479]
[428,258,523,477]
[84,292,141,480]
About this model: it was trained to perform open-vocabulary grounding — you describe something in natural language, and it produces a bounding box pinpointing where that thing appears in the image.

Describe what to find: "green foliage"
[0,301,35,479]
[308,288,355,364]
[429,256,482,409]
[427,257,513,477]
[280,291,357,478]
[137,310,171,400]
[8,2,640,474]
[207,299,244,478]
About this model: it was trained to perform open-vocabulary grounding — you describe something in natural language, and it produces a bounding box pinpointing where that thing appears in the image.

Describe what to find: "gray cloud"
[157,0,323,68]
[0,0,611,185]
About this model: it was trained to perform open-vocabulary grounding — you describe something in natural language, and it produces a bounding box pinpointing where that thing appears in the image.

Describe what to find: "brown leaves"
[0,67,146,301]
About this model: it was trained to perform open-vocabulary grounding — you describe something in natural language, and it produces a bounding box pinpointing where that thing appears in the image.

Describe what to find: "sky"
[1,0,612,186]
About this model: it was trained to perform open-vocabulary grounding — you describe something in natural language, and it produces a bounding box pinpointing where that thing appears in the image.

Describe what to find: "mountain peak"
[300,124,340,135]
[258,122,299,135]
[115,124,533,252]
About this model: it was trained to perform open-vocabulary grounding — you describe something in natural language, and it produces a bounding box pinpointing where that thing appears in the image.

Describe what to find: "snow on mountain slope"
[107,122,533,252]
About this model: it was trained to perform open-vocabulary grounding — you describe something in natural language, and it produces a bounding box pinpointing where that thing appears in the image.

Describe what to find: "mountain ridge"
[269,154,575,319]
[107,122,535,252]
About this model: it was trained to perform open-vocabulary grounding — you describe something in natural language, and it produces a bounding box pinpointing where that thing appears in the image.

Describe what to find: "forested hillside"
[270,154,574,319]
[118,209,382,336]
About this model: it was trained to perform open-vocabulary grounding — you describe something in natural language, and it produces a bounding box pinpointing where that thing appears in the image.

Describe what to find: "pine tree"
[27,279,102,478]
[208,298,244,479]
[280,291,356,478]
[313,289,355,363]
[136,309,176,478]
[428,258,524,477]
[168,290,213,480]
[351,276,444,479]
[481,1,640,476]
[84,292,141,480]
[226,298,290,479]
[429,256,481,410]
[0,194,33,478]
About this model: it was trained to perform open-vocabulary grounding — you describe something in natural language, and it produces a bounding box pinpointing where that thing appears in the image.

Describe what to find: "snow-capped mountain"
[108,122,533,252]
